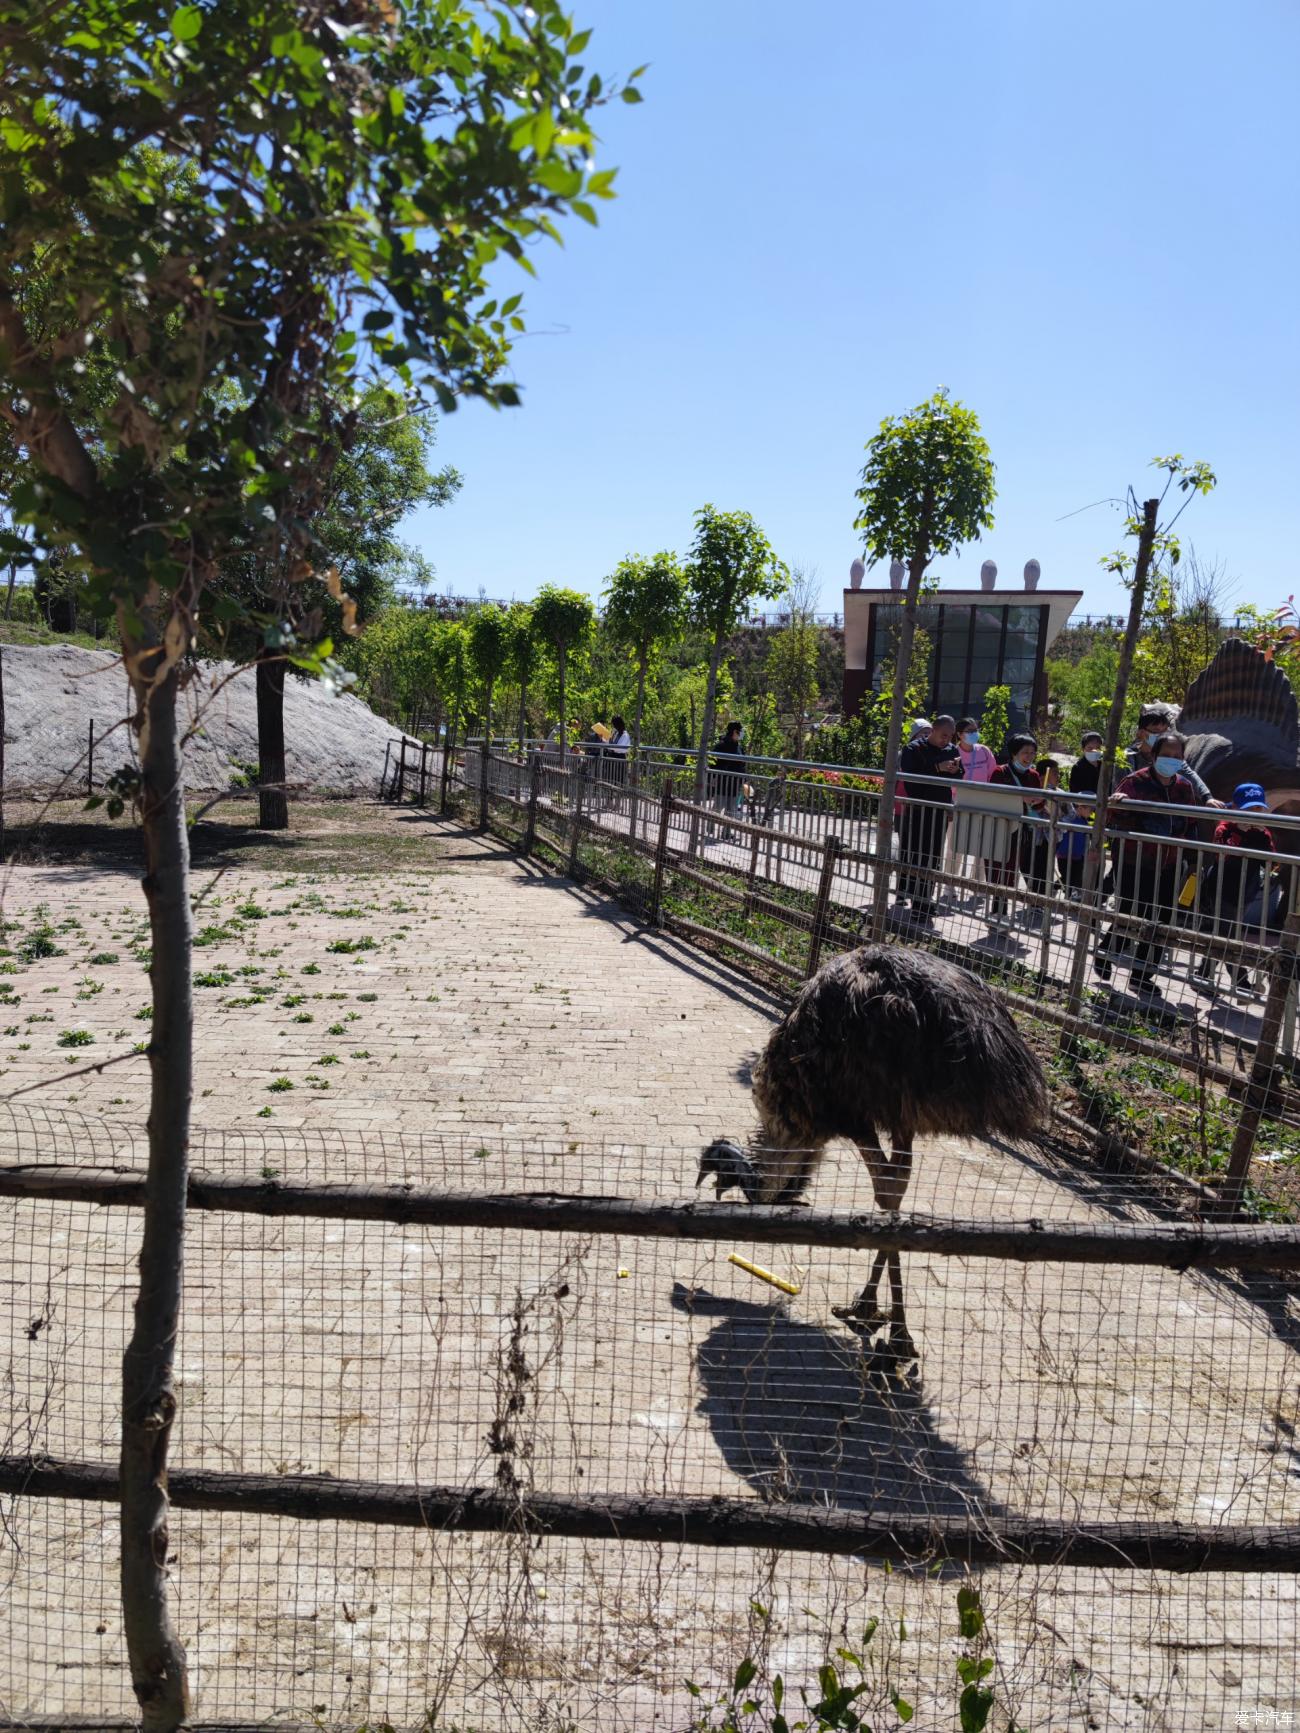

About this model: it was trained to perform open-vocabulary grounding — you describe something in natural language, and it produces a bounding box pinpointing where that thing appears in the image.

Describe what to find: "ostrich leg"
[831,1127,893,1330]
[834,1126,918,1361]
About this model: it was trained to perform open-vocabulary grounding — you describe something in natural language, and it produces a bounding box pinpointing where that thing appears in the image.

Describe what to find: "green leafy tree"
[210,388,460,828]
[467,602,512,822]
[505,601,539,750]
[432,619,471,753]
[0,3,634,1719]
[685,505,786,795]
[467,604,512,740]
[602,550,687,761]
[532,584,595,757]
[979,683,1012,761]
[766,569,821,757]
[853,389,995,926]
[642,660,735,756]
[349,602,442,730]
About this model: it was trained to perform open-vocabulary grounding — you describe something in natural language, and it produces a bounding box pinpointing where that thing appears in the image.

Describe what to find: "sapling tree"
[603,550,687,758]
[853,389,995,933]
[432,617,471,784]
[603,549,686,833]
[211,389,460,829]
[505,601,539,752]
[0,2,634,1722]
[766,566,821,758]
[685,506,786,800]
[1063,454,1216,1017]
[467,602,511,822]
[532,585,595,759]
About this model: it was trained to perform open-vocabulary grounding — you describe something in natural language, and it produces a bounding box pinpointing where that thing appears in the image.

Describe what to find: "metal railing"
[419,738,1300,1207]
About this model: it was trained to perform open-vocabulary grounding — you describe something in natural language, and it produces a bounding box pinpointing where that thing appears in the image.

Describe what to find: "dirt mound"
[0,643,403,795]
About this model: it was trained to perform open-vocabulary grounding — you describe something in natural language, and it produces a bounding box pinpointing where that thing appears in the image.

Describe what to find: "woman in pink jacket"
[947,717,998,899]
[957,717,998,782]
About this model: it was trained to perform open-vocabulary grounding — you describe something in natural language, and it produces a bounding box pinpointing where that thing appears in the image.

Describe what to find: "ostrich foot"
[831,1297,888,1335]
[880,1321,919,1367]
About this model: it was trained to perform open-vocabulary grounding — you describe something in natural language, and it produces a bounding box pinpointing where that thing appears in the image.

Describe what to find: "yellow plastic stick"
[728,1252,801,1296]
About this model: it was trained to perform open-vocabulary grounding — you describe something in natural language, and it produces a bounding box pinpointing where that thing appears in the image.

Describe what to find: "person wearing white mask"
[985,732,1047,928]
[956,716,997,784]
[1128,708,1221,806]
[1069,731,1105,795]
[1094,730,1198,999]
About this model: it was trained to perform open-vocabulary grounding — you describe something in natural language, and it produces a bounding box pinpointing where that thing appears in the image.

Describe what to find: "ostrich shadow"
[671,1284,1005,1555]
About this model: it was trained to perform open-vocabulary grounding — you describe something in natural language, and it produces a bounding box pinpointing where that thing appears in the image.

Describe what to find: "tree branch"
[0,285,98,499]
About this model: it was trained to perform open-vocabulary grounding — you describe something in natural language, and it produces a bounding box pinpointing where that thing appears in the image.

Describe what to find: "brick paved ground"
[0,803,1296,1731]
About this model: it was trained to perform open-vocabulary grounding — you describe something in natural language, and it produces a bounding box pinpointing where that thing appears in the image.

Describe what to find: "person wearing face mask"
[947,717,999,897]
[897,713,963,924]
[984,733,1048,927]
[1094,731,1199,999]
[956,718,997,783]
[1127,709,1221,806]
[1069,732,1105,795]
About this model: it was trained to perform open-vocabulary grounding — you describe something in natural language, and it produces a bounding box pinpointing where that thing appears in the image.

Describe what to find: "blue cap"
[1232,782,1269,812]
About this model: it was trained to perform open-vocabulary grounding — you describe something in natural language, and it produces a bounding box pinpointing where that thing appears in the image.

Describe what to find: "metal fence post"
[523,751,541,855]
[649,777,674,927]
[1038,800,1060,979]
[396,735,408,804]
[418,741,429,807]
[628,751,642,846]
[87,718,95,796]
[479,734,490,830]
[1218,907,1300,1216]
[807,832,841,977]
[567,757,587,876]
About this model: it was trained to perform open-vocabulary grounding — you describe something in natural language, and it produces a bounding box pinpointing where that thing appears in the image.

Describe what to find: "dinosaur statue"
[1179,638,1300,815]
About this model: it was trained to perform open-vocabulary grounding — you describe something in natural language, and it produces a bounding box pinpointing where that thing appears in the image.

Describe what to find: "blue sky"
[409,0,1299,620]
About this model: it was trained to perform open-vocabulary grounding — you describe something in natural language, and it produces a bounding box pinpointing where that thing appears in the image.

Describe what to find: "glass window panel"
[1007,605,1044,637]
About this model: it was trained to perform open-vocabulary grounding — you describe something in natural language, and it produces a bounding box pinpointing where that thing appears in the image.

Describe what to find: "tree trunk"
[558,645,567,762]
[867,496,934,938]
[3,560,15,621]
[629,648,648,842]
[517,679,528,757]
[1063,497,1161,1017]
[693,628,726,803]
[255,650,288,831]
[479,679,494,829]
[119,632,194,1729]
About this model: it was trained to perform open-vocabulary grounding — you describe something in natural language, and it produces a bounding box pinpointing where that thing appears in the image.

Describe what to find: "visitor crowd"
[891,708,1282,1003]
[555,702,1282,1007]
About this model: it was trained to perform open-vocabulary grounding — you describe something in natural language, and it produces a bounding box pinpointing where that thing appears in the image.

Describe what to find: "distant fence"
[413,735,1300,1211]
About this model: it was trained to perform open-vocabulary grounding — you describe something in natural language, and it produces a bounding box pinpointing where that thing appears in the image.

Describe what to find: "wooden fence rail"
[1,1163,1298,1270]
[2,1455,1297,1573]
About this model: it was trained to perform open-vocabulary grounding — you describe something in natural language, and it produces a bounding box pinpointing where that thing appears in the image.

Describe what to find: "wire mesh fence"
[435,741,1300,1213]
[2,1102,1299,1730]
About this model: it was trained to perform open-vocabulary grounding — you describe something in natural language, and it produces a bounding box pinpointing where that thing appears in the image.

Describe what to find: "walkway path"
[0,805,1294,1731]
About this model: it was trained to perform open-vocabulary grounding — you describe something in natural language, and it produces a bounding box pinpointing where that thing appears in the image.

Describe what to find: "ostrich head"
[697,1139,762,1202]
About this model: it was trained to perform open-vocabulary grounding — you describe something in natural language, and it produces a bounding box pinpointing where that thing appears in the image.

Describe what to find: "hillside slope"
[0,644,403,796]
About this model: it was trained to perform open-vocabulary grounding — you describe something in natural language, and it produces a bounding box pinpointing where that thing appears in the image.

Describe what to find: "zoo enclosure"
[3,1103,1299,1730]
[425,735,1300,1206]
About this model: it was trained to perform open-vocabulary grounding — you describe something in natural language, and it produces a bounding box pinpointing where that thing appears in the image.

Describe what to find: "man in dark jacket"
[897,714,962,923]
[1068,731,1104,795]
[1094,731,1199,999]
[1126,707,1220,806]
[706,721,746,839]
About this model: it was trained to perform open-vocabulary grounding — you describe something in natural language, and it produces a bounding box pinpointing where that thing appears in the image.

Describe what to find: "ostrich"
[699,945,1047,1360]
